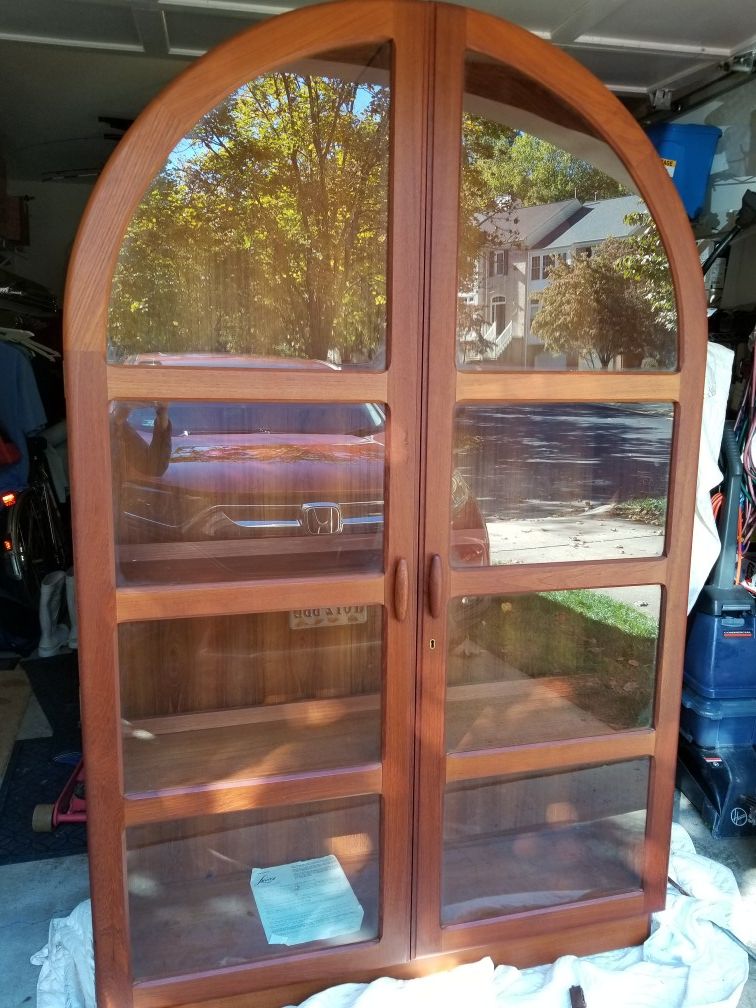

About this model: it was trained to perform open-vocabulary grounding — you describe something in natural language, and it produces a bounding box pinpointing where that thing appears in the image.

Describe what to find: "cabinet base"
[134,914,651,1008]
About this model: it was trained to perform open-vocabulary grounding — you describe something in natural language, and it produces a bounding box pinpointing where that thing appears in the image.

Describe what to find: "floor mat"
[21,652,81,752]
[0,738,87,864]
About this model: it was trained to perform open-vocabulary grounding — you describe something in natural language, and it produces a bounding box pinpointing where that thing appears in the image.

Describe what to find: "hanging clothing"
[0,341,47,494]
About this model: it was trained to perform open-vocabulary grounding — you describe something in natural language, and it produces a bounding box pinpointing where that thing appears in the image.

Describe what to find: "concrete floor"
[0,854,90,1008]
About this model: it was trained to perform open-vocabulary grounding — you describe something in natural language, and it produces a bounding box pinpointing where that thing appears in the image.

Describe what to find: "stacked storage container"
[682,599,756,746]
[677,426,756,836]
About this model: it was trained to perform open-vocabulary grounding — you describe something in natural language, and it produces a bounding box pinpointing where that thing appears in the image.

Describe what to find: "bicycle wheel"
[38,473,68,571]
[5,474,66,607]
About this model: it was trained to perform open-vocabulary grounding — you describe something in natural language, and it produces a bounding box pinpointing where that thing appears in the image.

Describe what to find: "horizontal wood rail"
[449,558,668,598]
[456,371,681,403]
[116,574,385,622]
[107,365,389,404]
[124,764,383,826]
[445,729,655,782]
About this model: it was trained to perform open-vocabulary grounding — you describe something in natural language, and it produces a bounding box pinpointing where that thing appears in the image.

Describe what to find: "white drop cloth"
[31,826,750,1008]
[688,341,735,612]
[31,897,94,1008]
[289,826,749,1008]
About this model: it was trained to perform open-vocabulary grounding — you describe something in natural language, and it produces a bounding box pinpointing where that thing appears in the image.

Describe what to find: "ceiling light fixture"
[159,0,293,15]
[41,169,101,182]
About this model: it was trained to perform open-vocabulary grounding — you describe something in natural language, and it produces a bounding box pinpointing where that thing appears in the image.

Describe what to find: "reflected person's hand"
[154,403,170,431]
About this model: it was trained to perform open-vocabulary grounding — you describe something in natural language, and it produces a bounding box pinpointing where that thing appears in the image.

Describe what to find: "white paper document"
[250,855,364,946]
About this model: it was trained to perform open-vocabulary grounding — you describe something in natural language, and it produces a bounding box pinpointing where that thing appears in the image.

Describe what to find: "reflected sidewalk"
[487,515,663,619]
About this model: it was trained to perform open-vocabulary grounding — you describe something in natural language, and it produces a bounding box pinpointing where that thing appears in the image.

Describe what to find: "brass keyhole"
[429,638,436,650]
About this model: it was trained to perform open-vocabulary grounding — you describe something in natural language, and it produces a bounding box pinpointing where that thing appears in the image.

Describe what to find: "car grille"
[197,500,384,538]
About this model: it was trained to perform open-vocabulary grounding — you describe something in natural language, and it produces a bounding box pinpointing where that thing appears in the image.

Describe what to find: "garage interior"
[1,1,756,1006]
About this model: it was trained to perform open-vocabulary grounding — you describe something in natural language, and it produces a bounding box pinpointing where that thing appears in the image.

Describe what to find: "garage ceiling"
[1,0,755,179]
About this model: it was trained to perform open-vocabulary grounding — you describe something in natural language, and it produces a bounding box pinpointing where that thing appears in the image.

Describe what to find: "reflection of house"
[460,194,642,368]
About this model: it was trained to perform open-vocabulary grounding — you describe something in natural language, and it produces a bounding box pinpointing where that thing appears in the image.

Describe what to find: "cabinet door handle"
[394,558,408,622]
[428,554,442,619]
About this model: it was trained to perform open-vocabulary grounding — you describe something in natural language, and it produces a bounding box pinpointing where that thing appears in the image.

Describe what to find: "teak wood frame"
[63,3,707,1007]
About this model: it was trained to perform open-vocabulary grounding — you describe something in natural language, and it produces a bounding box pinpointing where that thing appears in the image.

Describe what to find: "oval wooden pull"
[428,554,442,619]
[394,558,408,622]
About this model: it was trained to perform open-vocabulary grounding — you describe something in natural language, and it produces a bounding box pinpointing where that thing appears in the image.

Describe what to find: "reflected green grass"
[470,590,659,729]
[612,497,666,527]
[542,589,658,638]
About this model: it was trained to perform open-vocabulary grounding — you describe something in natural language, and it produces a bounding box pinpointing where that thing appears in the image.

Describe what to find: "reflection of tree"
[110,69,389,362]
[456,302,495,361]
[458,116,519,293]
[615,212,677,362]
[531,238,670,369]
[109,78,633,363]
[493,133,626,209]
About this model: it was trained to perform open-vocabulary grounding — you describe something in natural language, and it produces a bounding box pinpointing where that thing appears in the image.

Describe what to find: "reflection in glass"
[457,55,677,371]
[447,587,660,752]
[108,45,391,369]
[120,607,383,793]
[127,796,380,979]
[452,402,672,566]
[442,761,648,924]
[110,400,386,585]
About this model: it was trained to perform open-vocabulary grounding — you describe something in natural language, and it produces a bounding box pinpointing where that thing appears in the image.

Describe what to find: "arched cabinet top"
[64,0,705,370]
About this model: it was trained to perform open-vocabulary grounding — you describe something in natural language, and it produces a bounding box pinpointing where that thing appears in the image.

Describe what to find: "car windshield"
[127,403,385,437]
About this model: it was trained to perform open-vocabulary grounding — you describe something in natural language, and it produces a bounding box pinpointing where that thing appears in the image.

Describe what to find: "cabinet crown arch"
[64,0,704,354]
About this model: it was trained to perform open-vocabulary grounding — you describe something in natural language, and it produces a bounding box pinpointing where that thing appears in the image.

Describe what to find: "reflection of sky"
[167,136,202,168]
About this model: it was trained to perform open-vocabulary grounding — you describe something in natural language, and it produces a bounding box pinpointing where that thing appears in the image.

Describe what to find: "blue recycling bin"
[646,123,722,220]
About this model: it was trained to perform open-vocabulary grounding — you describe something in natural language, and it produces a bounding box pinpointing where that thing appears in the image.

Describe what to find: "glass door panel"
[415,8,704,960]
[120,606,383,793]
[451,402,673,566]
[126,796,381,980]
[446,587,661,753]
[111,399,386,585]
[441,761,648,925]
[65,9,430,998]
[456,54,678,373]
[107,44,392,370]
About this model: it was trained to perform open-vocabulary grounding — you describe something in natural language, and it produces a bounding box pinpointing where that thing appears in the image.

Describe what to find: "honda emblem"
[302,503,343,535]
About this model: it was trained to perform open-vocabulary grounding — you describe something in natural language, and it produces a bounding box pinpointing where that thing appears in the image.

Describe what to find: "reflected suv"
[114,393,489,583]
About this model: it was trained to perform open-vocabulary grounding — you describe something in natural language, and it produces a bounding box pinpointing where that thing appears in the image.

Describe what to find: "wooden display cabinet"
[64,3,706,1006]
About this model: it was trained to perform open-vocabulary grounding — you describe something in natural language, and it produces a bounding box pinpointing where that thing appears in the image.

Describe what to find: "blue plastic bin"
[646,123,722,219]
[680,686,756,748]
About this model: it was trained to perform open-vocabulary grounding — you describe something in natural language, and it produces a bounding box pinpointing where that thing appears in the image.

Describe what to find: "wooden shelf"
[123,674,620,798]
[123,695,381,794]
[445,678,611,752]
[126,794,383,983]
